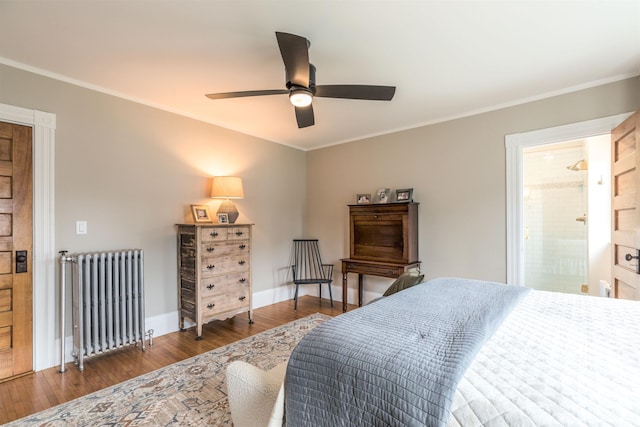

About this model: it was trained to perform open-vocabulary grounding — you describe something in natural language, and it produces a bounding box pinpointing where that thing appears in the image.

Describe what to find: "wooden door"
[611,110,640,300]
[0,121,33,381]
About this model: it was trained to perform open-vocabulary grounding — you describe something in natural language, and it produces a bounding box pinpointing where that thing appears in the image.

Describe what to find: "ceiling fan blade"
[206,89,289,100]
[314,85,396,101]
[276,32,310,88]
[295,105,314,128]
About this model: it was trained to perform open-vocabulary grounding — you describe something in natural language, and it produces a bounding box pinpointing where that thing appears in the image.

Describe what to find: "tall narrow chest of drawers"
[176,223,253,339]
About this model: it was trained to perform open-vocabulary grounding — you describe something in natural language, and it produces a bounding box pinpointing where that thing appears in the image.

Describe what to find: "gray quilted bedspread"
[284,277,530,427]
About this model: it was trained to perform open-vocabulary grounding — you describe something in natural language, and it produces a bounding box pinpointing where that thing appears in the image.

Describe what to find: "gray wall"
[307,77,640,300]
[2,62,639,316]
[0,63,307,318]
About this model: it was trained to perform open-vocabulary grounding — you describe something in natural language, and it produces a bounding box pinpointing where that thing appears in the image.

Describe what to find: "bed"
[284,277,640,426]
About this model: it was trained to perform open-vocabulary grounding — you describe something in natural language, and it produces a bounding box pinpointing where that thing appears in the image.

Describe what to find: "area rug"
[8,313,331,426]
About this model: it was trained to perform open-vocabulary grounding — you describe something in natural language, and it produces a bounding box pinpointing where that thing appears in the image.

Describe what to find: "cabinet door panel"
[352,219,404,261]
[349,203,418,264]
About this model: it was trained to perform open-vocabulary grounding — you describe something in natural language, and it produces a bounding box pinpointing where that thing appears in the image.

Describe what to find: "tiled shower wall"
[524,144,588,294]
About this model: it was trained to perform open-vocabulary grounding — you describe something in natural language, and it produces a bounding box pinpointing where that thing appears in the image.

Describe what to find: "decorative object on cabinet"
[211,176,244,224]
[341,202,420,311]
[191,204,212,223]
[291,239,334,310]
[394,188,413,203]
[217,213,229,224]
[356,193,371,204]
[177,223,253,339]
[374,188,390,203]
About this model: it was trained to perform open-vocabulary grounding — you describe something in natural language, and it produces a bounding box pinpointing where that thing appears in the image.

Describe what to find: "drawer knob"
[207,264,215,270]
[235,231,244,236]
[238,260,246,265]
[206,247,215,252]
[207,303,215,309]
[239,296,246,301]
[239,244,246,250]
[207,284,215,290]
[239,278,246,283]
[210,231,219,237]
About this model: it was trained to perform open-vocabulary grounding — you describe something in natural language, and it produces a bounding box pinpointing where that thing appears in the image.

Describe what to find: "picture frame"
[217,213,229,224]
[356,193,371,204]
[191,204,212,223]
[395,188,413,203]
[375,188,391,204]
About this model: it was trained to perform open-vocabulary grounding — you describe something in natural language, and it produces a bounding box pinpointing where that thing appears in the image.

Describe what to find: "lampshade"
[211,176,244,199]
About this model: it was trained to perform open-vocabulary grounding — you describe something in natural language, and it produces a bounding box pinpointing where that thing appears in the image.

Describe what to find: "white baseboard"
[146,310,185,337]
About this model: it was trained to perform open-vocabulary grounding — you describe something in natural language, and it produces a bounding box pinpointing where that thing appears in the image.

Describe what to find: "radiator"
[59,249,152,372]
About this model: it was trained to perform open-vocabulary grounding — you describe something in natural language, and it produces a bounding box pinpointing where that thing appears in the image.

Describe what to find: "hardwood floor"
[0,296,354,425]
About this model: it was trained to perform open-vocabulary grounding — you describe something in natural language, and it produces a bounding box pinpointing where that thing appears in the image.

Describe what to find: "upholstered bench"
[226,360,287,427]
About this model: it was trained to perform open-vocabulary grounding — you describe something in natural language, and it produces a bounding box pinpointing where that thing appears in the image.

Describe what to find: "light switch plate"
[76,221,87,235]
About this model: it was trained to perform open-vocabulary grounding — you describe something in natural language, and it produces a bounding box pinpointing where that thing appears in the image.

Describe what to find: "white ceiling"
[1,1,639,151]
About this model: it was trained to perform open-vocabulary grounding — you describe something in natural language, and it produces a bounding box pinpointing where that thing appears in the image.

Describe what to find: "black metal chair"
[291,239,334,310]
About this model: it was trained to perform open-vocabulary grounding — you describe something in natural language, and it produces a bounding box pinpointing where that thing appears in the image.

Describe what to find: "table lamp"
[211,176,244,224]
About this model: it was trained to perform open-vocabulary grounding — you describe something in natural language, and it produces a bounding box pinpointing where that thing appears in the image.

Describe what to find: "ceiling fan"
[205,31,396,128]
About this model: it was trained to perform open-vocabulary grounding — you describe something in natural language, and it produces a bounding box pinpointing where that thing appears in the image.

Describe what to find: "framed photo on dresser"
[375,188,390,203]
[356,194,371,204]
[191,205,212,223]
[395,188,413,203]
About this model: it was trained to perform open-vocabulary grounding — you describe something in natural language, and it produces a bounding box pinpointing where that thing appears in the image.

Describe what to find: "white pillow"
[226,360,288,427]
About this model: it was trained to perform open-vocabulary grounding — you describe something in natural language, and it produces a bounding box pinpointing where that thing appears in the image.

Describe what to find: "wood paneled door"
[611,110,640,301]
[0,121,33,381]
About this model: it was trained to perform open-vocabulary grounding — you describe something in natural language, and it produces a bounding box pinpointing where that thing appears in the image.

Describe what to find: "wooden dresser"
[341,203,420,311]
[176,223,253,339]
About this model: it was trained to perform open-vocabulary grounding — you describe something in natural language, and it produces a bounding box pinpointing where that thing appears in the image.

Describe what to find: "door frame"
[0,102,56,371]
[505,112,632,286]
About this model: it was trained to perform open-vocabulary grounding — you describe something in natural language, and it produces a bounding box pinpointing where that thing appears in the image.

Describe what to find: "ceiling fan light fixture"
[289,88,313,107]
[205,32,396,128]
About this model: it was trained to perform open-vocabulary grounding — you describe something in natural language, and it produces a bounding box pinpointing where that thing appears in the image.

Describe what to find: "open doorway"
[522,135,610,295]
[505,112,632,293]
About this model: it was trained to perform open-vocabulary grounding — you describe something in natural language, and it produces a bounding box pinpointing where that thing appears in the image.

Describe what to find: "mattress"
[448,289,640,426]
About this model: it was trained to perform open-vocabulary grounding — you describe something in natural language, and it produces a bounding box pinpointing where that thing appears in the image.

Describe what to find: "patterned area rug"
[8,313,330,426]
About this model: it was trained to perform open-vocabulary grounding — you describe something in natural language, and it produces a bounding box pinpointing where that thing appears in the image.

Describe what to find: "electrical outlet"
[580,284,589,293]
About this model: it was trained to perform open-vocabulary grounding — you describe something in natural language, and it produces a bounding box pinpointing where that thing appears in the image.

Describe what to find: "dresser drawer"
[200,272,250,298]
[228,226,250,241]
[201,285,251,321]
[200,240,250,257]
[344,261,406,278]
[200,227,228,243]
[200,253,250,276]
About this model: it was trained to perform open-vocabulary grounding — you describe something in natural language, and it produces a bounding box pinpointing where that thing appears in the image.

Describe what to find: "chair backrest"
[292,239,328,282]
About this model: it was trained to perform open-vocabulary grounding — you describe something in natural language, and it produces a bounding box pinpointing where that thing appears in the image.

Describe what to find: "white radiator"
[60,249,152,372]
